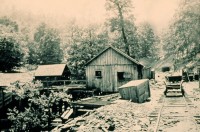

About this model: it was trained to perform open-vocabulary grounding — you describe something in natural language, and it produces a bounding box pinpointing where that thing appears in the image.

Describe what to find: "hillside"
[150,54,200,73]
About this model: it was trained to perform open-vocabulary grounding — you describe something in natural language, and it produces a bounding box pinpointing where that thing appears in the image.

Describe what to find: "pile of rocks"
[53,77,166,132]
[62,100,152,132]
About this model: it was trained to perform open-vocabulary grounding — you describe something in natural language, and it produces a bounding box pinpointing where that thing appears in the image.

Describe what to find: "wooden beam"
[198,65,200,88]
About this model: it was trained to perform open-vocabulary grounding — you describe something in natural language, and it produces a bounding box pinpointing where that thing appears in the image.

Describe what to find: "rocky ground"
[53,72,200,132]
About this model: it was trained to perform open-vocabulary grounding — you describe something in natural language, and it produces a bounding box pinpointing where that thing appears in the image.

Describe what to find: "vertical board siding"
[143,67,151,79]
[86,48,139,92]
[89,49,133,66]
[115,65,138,90]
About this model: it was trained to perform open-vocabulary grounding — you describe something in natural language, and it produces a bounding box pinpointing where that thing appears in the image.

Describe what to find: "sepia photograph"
[0,0,200,131]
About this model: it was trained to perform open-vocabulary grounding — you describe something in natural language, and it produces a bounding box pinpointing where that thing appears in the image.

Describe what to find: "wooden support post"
[199,68,200,88]
[186,71,190,82]
[2,88,5,108]
[198,64,200,89]
[198,65,200,89]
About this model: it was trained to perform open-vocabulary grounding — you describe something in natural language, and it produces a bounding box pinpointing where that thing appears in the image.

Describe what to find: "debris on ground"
[53,72,200,132]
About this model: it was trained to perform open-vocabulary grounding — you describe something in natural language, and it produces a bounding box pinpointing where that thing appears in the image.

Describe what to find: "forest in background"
[0,0,199,78]
[0,0,200,131]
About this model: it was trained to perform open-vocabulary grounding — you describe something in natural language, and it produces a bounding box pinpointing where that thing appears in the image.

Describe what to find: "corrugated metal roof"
[0,73,33,87]
[85,46,143,66]
[34,64,67,77]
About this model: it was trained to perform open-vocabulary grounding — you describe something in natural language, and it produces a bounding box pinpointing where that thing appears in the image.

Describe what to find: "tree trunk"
[116,2,130,56]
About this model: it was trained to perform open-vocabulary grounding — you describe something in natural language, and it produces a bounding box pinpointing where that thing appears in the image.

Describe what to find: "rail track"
[149,95,200,132]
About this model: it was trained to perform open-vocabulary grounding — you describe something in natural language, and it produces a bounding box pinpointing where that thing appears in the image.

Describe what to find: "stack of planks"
[118,79,150,103]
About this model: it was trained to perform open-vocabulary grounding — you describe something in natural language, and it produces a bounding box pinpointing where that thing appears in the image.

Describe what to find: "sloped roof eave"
[85,46,143,67]
[85,47,110,66]
[34,64,68,77]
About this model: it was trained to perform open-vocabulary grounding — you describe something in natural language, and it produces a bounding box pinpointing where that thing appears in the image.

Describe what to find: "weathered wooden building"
[85,46,144,92]
[139,58,153,79]
[142,67,151,79]
[34,64,71,86]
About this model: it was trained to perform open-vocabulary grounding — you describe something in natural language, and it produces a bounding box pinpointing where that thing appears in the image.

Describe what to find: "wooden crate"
[118,79,150,103]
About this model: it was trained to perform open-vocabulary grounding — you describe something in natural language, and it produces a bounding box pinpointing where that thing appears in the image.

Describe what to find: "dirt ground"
[53,72,200,132]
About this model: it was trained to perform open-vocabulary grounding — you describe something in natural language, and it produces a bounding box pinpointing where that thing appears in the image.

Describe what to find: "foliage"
[27,41,40,64]
[0,17,29,72]
[28,23,63,64]
[137,22,159,58]
[7,107,48,131]
[105,0,137,56]
[0,16,18,32]
[0,39,24,72]
[162,0,200,61]
[66,23,109,79]
[6,81,71,131]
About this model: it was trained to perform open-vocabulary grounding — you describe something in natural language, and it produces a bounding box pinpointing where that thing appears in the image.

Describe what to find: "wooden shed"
[85,46,144,92]
[34,64,71,86]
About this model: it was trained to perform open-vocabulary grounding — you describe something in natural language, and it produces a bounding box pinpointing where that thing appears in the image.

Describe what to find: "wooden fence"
[0,89,12,109]
[40,80,86,87]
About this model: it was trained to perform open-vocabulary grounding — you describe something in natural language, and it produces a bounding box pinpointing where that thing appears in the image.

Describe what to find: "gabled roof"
[0,72,33,87]
[35,64,68,77]
[85,46,143,66]
[139,58,155,68]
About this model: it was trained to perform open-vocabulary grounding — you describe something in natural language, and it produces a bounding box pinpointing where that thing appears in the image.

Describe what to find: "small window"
[95,71,102,78]
[117,72,125,81]
[118,72,131,81]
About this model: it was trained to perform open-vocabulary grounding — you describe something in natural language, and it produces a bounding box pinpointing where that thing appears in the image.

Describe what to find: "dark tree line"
[0,39,24,72]
[0,17,63,72]
[28,23,63,65]
[162,0,200,63]
[0,0,159,79]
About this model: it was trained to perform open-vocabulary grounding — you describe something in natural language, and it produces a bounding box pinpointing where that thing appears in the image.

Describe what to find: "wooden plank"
[72,94,118,108]
[61,108,73,120]
[198,65,200,88]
